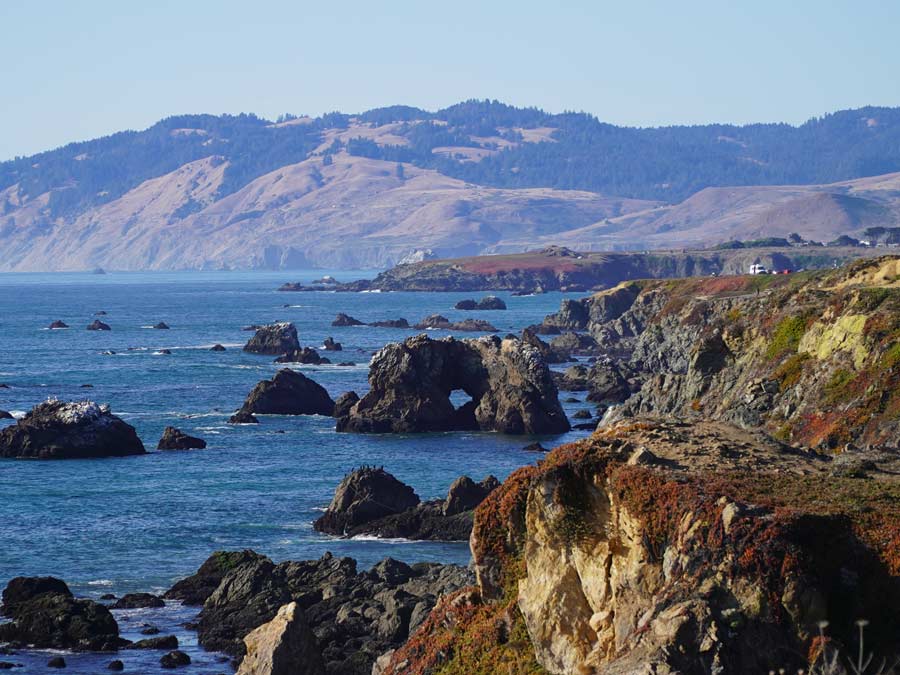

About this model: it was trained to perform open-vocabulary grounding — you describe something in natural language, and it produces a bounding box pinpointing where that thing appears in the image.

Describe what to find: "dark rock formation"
[153,322,170,330]
[165,550,269,605]
[0,577,121,651]
[48,320,68,329]
[126,635,178,650]
[228,409,259,424]
[0,411,13,420]
[243,323,300,355]
[332,392,359,419]
[413,315,498,332]
[549,331,600,355]
[314,468,498,541]
[337,334,568,434]
[332,313,364,327]
[159,650,190,668]
[572,409,593,420]
[322,337,342,351]
[155,349,172,355]
[107,660,124,670]
[553,365,591,391]
[455,296,507,310]
[235,369,335,417]
[0,400,145,459]
[178,550,471,674]
[210,344,227,351]
[521,328,571,364]
[336,361,356,367]
[275,347,330,365]
[157,427,207,450]
[87,320,111,331]
[523,442,548,452]
[111,593,165,609]
[369,319,409,328]
[314,467,420,535]
[47,657,66,668]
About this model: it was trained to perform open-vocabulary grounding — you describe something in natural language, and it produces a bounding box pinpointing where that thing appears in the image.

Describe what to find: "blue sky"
[2,0,898,160]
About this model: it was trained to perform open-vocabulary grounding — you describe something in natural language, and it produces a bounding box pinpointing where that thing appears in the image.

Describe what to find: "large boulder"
[157,427,206,450]
[274,348,330,365]
[0,577,121,651]
[0,400,146,459]
[336,335,569,434]
[236,602,325,675]
[314,467,420,535]
[243,323,300,355]
[165,550,269,605]
[236,369,335,417]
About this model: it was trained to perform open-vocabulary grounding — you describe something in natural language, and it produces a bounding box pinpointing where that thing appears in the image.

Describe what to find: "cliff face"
[545,256,900,449]
[381,420,900,674]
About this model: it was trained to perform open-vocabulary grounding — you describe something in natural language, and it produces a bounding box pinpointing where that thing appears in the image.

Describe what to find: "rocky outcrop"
[229,409,259,424]
[383,419,900,675]
[153,322,170,330]
[236,602,325,675]
[235,369,335,417]
[243,323,300,355]
[322,337,342,351]
[313,468,498,541]
[332,392,359,419]
[520,328,571,364]
[332,313,364,327]
[110,593,164,609]
[548,331,600,355]
[370,319,410,329]
[176,550,471,675]
[274,347,330,365]
[412,315,498,332]
[0,577,122,651]
[87,320,111,331]
[0,399,145,459]
[48,320,68,329]
[336,334,569,435]
[164,550,269,605]
[0,410,14,420]
[157,427,206,450]
[210,343,227,351]
[454,296,507,310]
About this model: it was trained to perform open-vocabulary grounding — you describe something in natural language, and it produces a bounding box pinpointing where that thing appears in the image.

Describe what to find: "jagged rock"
[87,320,111,331]
[413,315,498,332]
[153,322,170,330]
[322,337,342,351]
[48,320,68,329]
[586,359,632,404]
[274,347,330,365]
[337,334,569,434]
[370,319,409,328]
[111,593,165,609]
[210,344,227,351]
[455,296,507,311]
[165,550,269,605]
[0,577,121,651]
[332,391,360,419]
[228,409,259,424]
[126,635,178,649]
[443,476,499,516]
[314,467,419,535]
[332,313,364,327]
[0,400,145,459]
[235,602,325,675]
[521,328,570,364]
[159,650,190,668]
[157,427,206,450]
[243,323,300,355]
[236,369,335,417]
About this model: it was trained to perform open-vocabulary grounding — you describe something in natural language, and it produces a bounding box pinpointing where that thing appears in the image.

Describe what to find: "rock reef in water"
[87,320,111,331]
[157,427,206,450]
[274,347,330,365]
[0,399,145,459]
[243,322,300,355]
[412,314,498,332]
[454,296,507,310]
[235,369,335,417]
[336,334,569,435]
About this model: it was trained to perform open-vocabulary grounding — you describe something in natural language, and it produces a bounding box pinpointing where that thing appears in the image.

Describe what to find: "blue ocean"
[0,270,591,673]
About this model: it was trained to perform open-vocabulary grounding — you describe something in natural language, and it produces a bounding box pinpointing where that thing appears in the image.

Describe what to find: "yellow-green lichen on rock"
[798,314,869,369]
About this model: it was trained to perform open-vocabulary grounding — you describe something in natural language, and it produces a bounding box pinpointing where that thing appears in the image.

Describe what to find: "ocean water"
[0,270,593,673]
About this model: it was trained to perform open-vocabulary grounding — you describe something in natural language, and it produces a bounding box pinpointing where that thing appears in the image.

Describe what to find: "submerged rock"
[48,320,68,329]
[159,650,190,668]
[0,577,121,651]
[337,334,569,434]
[87,320,111,331]
[274,347,330,365]
[126,635,178,650]
[243,323,300,355]
[235,602,324,675]
[0,399,145,459]
[332,313,364,327]
[369,318,409,328]
[111,593,165,609]
[210,344,227,352]
[153,322,170,330]
[236,369,335,417]
[157,427,207,450]
[228,409,259,425]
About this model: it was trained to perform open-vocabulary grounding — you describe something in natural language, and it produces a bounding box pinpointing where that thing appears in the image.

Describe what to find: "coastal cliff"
[381,419,900,674]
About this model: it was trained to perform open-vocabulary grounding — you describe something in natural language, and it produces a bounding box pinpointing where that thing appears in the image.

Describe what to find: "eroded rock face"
[0,399,145,459]
[332,392,359,419]
[243,323,300,355]
[0,577,121,651]
[236,369,335,417]
[157,427,206,450]
[236,602,325,675]
[336,335,569,435]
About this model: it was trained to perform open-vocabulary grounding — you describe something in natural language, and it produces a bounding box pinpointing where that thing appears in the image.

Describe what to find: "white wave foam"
[87,579,114,586]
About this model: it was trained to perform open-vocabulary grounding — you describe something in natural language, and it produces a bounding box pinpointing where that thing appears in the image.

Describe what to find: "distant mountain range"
[3,100,900,271]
